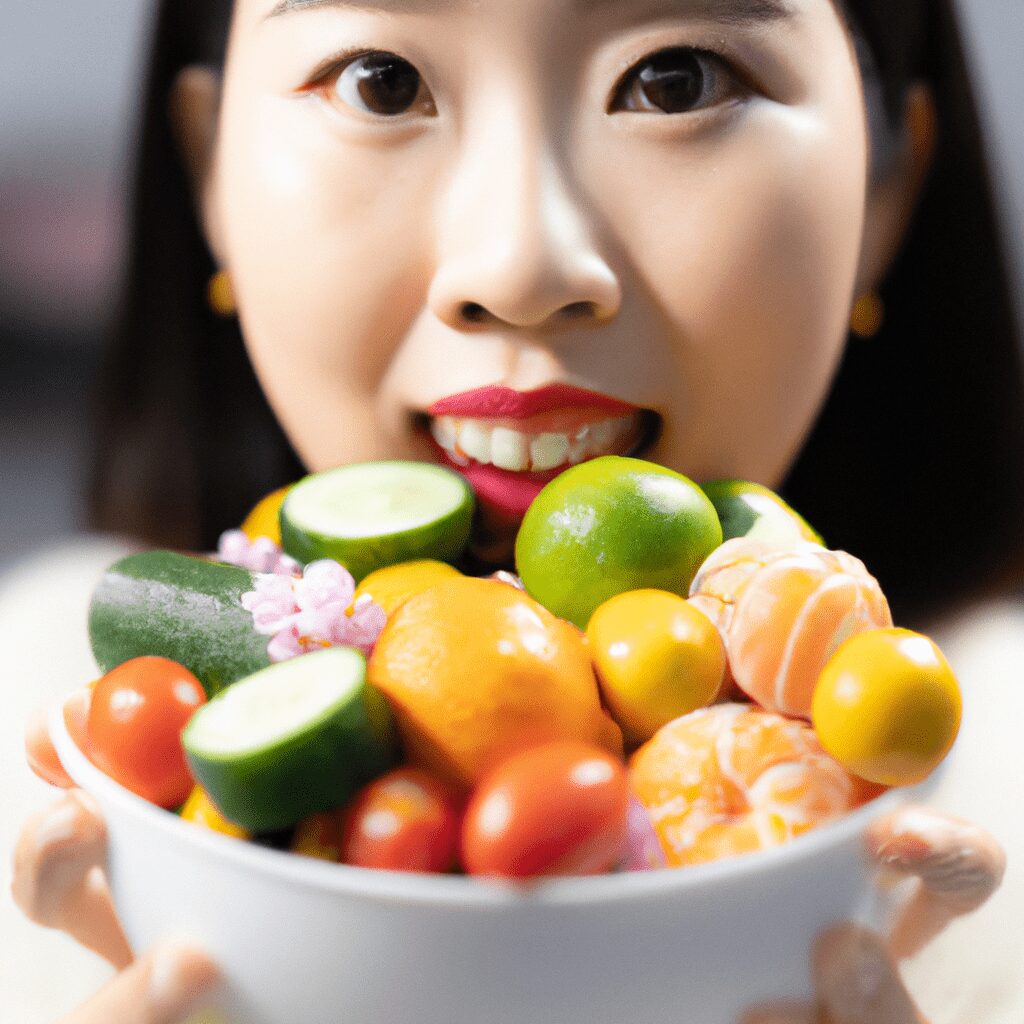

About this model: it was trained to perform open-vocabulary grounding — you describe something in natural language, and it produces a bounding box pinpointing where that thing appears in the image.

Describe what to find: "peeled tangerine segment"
[689,538,892,719]
[630,704,876,867]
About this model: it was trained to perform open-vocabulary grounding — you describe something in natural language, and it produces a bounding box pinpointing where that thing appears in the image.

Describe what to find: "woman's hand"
[13,707,220,1024]
[741,805,1006,1024]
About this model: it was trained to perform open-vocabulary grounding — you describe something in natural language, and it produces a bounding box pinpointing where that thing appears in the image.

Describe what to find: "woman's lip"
[427,384,637,420]
[418,410,661,523]
[433,444,568,521]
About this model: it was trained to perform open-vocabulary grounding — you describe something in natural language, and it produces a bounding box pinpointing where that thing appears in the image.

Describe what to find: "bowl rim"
[50,698,932,909]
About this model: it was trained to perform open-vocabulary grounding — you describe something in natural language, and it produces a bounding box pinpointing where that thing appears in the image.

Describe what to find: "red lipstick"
[434,449,569,521]
[427,384,635,420]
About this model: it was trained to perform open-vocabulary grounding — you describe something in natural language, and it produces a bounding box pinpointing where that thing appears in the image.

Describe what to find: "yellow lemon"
[353,559,462,617]
[812,627,962,786]
[240,486,293,545]
[587,589,725,747]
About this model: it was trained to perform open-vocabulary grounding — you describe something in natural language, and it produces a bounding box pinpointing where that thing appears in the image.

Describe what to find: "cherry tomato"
[461,741,630,878]
[87,657,206,808]
[342,767,462,873]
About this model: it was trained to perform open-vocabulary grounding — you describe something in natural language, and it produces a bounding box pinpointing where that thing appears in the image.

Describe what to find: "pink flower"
[216,529,302,577]
[241,559,387,662]
[619,797,667,872]
[241,574,301,633]
[343,595,388,652]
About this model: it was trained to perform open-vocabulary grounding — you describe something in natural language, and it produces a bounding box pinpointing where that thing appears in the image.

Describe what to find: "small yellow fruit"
[290,811,344,862]
[240,486,293,545]
[352,559,462,617]
[586,589,725,747]
[180,786,250,839]
[812,627,962,786]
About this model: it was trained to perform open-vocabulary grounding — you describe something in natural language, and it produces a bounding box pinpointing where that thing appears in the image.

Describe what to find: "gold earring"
[850,290,884,338]
[208,269,237,317]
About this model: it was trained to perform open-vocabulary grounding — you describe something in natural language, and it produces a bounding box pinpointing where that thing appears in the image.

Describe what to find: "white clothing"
[0,536,1022,1023]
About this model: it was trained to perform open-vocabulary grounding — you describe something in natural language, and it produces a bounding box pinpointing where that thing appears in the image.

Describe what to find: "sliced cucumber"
[280,461,475,582]
[183,648,396,833]
[89,551,271,697]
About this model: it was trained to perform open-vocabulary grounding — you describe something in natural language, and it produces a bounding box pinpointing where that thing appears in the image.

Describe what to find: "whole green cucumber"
[88,550,271,696]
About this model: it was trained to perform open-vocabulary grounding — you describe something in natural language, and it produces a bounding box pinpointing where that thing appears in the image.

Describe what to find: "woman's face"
[207,0,870,557]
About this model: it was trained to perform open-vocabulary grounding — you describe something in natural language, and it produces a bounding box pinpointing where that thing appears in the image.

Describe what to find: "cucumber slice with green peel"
[280,461,475,582]
[182,648,396,833]
[89,551,271,697]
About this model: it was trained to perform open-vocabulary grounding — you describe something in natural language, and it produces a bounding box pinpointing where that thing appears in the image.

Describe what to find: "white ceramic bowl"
[50,702,932,1024]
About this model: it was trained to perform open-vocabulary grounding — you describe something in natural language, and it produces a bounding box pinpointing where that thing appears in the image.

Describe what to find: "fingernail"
[875,831,931,868]
[148,941,220,1023]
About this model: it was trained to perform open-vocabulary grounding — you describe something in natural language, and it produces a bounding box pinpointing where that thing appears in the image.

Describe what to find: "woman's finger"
[57,940,219,1024]
[25,704,76,789]
[866,805,1006,958]
[10,789,134,968]
[813,924,927,1024]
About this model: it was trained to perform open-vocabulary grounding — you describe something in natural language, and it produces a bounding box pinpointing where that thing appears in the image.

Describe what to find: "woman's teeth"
[429,414,641,472]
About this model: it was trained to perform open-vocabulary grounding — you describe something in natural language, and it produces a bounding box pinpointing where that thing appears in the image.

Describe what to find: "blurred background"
[1,0,1023,572]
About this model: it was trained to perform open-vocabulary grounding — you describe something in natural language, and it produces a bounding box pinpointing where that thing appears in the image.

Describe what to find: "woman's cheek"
[603,108,865,484]
[219,96,435,387]
[208,123,425,469]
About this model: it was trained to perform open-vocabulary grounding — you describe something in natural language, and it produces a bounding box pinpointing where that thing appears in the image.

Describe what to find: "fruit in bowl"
[49,694,938,1024]
[44,459,959,1023]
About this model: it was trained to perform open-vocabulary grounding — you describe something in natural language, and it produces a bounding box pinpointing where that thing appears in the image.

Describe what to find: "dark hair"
[782,0,1024,624]
[90,0,1024,626]
[89,3,303,549]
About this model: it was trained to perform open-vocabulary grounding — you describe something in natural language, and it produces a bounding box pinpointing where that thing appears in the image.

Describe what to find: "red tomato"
[461,741,630,878]
[87,657,206,808]
[342,767,462,873]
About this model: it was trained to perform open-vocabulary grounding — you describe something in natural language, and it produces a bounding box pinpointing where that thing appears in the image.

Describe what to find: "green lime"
[514,457,723,629]
[280,461,475,582]
[700,480,823,547]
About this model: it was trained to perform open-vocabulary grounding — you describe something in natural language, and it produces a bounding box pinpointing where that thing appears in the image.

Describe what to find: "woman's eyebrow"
[265,0,798,24]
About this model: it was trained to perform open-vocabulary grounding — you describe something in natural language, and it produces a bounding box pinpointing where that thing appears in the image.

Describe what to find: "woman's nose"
[428,129,622,334]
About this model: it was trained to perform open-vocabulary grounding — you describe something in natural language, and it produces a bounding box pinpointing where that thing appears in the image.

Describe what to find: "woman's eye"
[610,47,742,115]
[328,51,435,117]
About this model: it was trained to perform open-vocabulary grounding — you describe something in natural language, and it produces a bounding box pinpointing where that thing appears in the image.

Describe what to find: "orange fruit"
[630,703,877,867]
[689,538,892,719]
[586,589,725,747]
[241,485,293,545]
[352,560,462,617]
[367,577,623,788]
[813,628,961,786]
